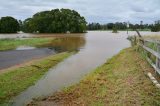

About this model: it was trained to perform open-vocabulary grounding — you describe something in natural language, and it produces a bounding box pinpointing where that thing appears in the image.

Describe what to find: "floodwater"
[0,48,55,70]
[8,31,131,106]
[0,33,85,39]
[0,36,85,70]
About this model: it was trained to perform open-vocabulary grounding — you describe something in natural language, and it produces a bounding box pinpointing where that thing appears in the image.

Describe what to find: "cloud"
[0,0,159,24]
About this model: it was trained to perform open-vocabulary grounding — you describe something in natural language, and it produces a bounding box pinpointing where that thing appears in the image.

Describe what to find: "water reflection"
[43,37,86,52]
[0,35,86,70]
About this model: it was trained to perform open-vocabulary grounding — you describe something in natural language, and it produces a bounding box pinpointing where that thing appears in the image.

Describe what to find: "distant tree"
[87,23,101,30]
[22,18,34,33]
[112,25,118,33]
[150,20,160,32]
[140,21,144,29]
[101,24,108,30]
[87,22,127,31]
[87,21,152,31]
[115,22,127,30]
[0,16,19,33]
[107,23,114,30]
[18,20,23,31]
[151,24,160,32]
[22,9,87,33]
[134,24,141,29]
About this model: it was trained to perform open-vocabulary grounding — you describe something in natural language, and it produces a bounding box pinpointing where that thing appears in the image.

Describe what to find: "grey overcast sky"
[0,0,160,24]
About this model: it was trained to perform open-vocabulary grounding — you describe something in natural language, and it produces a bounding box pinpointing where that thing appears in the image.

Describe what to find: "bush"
[0,16,19,33]
[112,27,118,33]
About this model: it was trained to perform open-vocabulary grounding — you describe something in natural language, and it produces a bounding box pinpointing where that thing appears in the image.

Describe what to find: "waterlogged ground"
[32,48,160,106]
[11,31,131,106]
[0,36,85,70]
[0,52,73,105]
[0,31,159,105]
[0,48,55,70]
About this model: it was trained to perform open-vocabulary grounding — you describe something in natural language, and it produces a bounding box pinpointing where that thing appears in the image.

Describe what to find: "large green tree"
[22,9,87,33]
[0,16,19,33]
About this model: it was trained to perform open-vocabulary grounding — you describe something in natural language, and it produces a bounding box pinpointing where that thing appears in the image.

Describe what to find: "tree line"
[87,22,153,31]
[1,9,160,33]
[0,9,87,33]
[151,21,160,32]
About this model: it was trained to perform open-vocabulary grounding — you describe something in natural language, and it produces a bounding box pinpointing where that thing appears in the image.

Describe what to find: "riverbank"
[30,47,160,106]
[0,38,55,51]
[0,52,73,105]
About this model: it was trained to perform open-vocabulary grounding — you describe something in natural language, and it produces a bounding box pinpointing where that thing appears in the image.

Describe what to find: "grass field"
[144,35,160,40]
[0,52,73,105]
[0,38,55,51]
[31,47,160,106]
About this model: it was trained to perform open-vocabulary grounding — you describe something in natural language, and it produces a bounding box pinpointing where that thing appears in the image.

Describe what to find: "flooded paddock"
[11,31,130,106]
[0,48,55,70]
[0,36,86,70]
[1,31,159,106]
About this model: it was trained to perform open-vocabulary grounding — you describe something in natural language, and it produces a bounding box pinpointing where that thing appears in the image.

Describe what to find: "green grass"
[140,36,160,64]
[0,52,73,104]
[0,38,55,51]
[31,47,160,106]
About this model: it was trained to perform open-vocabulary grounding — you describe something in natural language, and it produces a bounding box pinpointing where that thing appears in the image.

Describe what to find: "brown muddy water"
[0,33,85,39]
[3,31,131,106]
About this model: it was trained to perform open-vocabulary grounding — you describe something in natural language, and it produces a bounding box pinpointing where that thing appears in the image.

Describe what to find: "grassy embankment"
[0,38,55,51]
[0,52,73,104]
[32,47,160,106]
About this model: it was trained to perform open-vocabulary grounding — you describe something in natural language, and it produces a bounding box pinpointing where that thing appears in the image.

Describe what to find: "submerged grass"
[0,38,55,51]
[32,47,160,106]
[0,52,73,104]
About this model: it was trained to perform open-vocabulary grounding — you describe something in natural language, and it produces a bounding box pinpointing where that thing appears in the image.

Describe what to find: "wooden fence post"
[156,42,160,73]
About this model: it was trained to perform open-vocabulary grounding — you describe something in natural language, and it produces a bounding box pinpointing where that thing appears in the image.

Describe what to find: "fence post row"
[128,30,160,75]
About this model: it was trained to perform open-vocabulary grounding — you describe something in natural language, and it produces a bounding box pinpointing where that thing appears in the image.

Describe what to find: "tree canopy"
[87,22,151,31]
[0,16,19,33]
[22,9,87,33]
